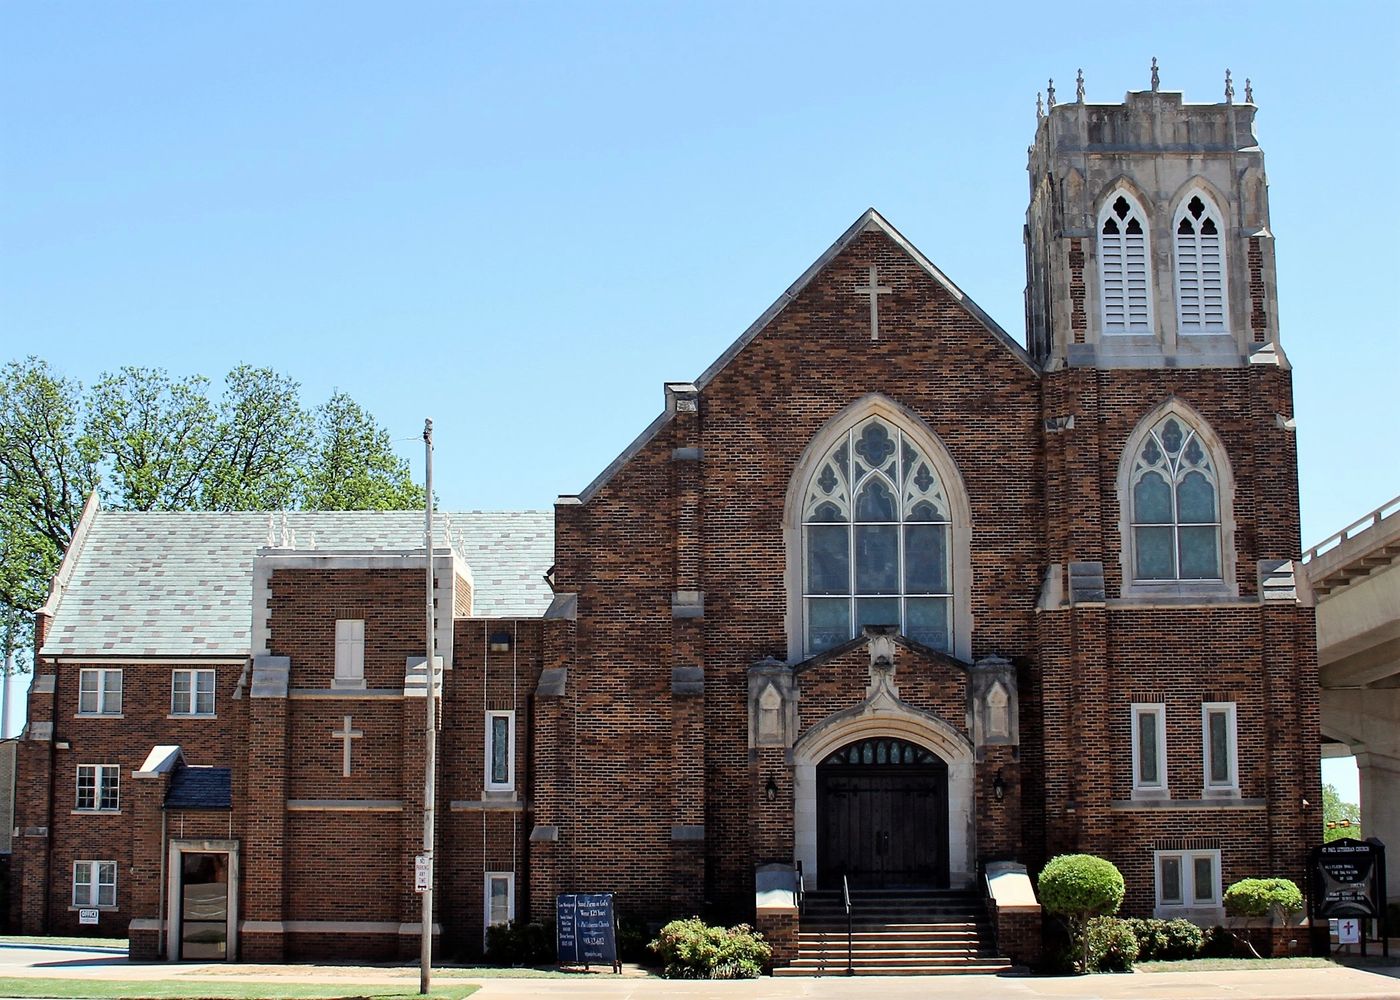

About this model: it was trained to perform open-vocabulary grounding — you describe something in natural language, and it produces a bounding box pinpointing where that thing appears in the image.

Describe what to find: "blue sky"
[2,2,1396,794]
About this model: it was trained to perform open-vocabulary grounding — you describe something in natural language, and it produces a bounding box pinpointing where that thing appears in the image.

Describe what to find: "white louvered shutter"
[1176,196,1226,334]
[1100,194,1152,335]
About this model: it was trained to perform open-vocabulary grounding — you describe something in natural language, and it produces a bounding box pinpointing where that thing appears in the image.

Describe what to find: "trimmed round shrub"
[1039,854,1126,919]
[649,917,771,979]
[1038,854,1126,972]
[1086,917,1139,972]
[1223,878,1303,922]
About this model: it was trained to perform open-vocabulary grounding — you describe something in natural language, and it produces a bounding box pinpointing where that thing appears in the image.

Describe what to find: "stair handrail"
[795,860,805,915]
[842,874,853,976]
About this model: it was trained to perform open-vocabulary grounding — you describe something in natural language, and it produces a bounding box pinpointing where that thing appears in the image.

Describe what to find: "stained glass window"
[802,416,953,655]
[821,738,939,766]
[1128,414,1222,582]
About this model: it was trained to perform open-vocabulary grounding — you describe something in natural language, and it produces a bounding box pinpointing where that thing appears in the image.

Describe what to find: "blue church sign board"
[556,893,619,971]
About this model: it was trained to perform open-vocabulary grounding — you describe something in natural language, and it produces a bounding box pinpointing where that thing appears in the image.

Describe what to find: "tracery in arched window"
[1100,193,1152,335]
[1175,193,1227,334]
[802,416,951,654]
[1129,414,1222,581]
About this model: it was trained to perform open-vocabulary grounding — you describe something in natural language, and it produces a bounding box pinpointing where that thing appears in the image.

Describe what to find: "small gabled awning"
[164,765,232,811]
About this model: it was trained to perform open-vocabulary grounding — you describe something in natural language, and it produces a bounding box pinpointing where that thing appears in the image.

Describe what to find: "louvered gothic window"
[1174,193,1227,334]
[1129,414,1222,581]
[802,416,952,655]
[1099,193,1152,335]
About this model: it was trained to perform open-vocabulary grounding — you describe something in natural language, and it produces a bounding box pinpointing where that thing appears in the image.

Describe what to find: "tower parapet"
[1025,66,1278,369]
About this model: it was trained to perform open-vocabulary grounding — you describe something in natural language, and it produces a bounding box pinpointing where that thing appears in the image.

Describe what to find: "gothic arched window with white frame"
[1128,414,1223,581]
[801,415,952,655]
[1099,192,1153,335]
[1174,192,1228,335]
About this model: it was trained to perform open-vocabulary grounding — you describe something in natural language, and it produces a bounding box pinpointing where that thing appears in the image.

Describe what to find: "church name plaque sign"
[556,892,619,971]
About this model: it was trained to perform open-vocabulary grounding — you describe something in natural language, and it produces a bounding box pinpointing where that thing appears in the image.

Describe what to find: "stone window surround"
[1153,847,1223,919]
[1131,702,1168,798]
[483,871,515,946]
[77,667,122,716]
[170,667,217,717]
[784,393,973,663]
[484,710,515,792]
[1115,399,1239,601]
[71,859,117,909]
[1201,701,1240,796]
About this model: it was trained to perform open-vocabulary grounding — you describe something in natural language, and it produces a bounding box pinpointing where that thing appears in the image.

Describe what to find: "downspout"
[157,809,168,959]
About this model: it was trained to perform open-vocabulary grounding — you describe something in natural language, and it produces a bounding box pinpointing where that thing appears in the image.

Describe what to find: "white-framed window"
[77,668,122,715]
[1202,702,1238,793]
[1155,849,1220,911]
[171,669,216,716]
[485,711,515,792]
[1131,703,1167,795]
[75,764,120,812]
[72,860,117,908]
[334,619,365,687]
[1174,192,1228,335]
[484,871,515,935]
[1098,191,1153,335]
[1128,414,1223,582]
[801,415,953,655]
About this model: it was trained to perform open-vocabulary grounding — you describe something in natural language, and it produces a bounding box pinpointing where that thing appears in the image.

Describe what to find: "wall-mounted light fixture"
[489,631,512,653]
[765,774,779,803]
[992,770,1007,804]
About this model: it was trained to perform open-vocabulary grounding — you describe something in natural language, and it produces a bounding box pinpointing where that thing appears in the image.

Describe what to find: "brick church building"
[13,75,1319,969]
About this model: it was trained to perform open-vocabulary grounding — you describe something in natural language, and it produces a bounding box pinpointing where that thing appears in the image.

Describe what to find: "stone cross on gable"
[332,715,363,777]
[854,264,892,341]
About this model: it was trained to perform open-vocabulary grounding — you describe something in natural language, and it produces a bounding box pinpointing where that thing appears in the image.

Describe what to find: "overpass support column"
[1356,750,1400,904]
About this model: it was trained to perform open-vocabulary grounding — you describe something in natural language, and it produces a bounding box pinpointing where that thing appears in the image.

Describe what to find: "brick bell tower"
[1021,64,1318,914]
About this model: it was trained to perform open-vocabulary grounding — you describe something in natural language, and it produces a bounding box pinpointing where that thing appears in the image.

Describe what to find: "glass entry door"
[180,853,229,959]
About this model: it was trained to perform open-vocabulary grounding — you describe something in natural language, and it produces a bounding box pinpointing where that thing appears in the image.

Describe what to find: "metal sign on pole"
[420,418,436,995]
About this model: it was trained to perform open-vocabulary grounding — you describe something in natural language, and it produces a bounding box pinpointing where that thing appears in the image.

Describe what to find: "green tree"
[301,391,423,510]
[81,366,221,511]
[0,358,97,650]
[200,366,311,511]
[1038,854,1126,973]
[1322,782,1362,842]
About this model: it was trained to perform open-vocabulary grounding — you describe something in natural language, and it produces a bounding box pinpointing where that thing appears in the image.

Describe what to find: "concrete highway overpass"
[1304,494,1400,904]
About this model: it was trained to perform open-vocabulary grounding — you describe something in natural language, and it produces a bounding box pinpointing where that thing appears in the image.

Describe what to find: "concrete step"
[775,960,1015,977]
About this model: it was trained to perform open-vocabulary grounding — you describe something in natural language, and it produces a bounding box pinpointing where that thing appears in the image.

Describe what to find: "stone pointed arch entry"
[818,737,949,887]
[793,708,975,890]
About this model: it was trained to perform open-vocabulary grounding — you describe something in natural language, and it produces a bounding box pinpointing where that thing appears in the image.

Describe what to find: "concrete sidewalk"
[0,944,1397,1000]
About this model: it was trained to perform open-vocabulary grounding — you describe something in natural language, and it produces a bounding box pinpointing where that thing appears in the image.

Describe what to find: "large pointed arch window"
[1129,414,1222,581]
[802,416,952,654]
[1099,193,1152,335]
[1174,193,1227,334]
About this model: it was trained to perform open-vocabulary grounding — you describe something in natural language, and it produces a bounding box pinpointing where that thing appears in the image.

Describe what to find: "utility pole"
[420,418,436,995]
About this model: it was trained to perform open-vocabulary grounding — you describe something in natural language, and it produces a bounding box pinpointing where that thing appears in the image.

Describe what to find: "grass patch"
[0,935,127,950]
[1135,956,1337,973]
[0,979,477,999]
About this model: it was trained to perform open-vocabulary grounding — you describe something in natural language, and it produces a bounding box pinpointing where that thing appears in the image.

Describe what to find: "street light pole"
[420,418,436,995]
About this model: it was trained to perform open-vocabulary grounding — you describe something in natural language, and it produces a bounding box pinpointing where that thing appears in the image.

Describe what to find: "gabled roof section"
[696,208,1037,388]
[165,765,232,811]
[577,208,1037,503]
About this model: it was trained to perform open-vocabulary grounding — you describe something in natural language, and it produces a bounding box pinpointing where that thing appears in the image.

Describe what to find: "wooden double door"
[817,738,949,889]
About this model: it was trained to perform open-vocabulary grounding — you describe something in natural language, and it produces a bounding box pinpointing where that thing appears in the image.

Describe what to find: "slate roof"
[165,765,232,811]
[40,509,554,658]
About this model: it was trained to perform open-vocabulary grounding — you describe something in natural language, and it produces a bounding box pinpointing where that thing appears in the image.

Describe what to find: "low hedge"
[1086,917,1138,972]
[1123,917,1204,961]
